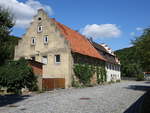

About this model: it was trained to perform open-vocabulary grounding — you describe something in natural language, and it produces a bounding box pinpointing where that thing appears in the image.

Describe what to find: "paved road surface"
[0,81,149,113]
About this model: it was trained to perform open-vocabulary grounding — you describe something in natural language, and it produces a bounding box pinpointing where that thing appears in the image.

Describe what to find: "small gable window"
[55,54,61,64]
[38,17,42,21]
[37,25,42,32]
[31,37,36,45]
[43,35,48,44]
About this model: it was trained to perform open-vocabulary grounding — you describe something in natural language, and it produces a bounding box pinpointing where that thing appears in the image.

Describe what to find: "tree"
[115,46,142,77]
[0,7,15,65]
[0,7,14,43]
[0,36,19,66]
[133,28,150,72]
[0,58,37,94]
[0,8,37,94]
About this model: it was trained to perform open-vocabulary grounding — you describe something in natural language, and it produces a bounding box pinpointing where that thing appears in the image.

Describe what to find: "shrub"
[72,80,83,88]
[0,58,37,94]
[116,80,121,83]
[74,64,95,85]
[96,66,106,84]
[73,64,107,86]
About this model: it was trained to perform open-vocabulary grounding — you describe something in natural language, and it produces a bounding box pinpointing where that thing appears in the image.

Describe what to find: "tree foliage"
[133,28,150,72]
[0,7,14,43]
[0,35,19,66]
[0,58,37,94]
[0,7,17,66]
[115,47,142,77]
[115,27,150,77]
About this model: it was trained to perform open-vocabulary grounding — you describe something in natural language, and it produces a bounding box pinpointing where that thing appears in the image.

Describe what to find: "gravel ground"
[0,81,149,113]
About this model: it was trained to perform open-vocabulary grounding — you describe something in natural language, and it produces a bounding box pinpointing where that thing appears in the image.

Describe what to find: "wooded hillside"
[115,27,150,77]
[115,46,142,77]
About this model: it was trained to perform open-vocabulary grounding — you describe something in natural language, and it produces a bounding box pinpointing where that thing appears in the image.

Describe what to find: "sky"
[0,0,150,51]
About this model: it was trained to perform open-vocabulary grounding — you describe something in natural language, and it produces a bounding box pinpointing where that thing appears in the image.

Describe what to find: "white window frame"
[31,37,36,45]
[55,54,61,64]
[42,56,48,65]
[37,25,43,32]
[43,35,48,44]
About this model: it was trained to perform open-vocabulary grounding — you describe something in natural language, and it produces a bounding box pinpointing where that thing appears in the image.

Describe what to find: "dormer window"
[38,25,42,32]
[31,37,36,45]
[43,35,48,44]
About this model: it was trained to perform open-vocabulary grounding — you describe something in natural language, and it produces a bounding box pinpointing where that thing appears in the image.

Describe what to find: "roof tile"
[51,18,106,61]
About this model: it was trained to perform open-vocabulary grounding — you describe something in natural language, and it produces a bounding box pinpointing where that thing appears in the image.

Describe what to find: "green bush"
[116,80,121,83]
[96,66,106,84]
[136,74,145,81]
[73,64,106,86]
[72,79,83,88]
[0,58,37,94]
[74,64,95,85]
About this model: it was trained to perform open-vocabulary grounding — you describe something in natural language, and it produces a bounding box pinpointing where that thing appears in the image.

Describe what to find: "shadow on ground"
[0,94,30,107]
[124,84,150,113]
[126,85,150,91]
[144,81,150,84]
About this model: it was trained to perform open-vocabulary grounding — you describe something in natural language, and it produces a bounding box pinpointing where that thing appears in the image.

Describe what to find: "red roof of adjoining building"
[51,18,106,61]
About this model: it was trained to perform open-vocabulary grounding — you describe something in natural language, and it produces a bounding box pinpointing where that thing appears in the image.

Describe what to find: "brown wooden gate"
[42,78,65,90]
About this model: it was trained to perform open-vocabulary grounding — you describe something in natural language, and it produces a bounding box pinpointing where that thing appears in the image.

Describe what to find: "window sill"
[55,62,61,65]
[31,44,35,46]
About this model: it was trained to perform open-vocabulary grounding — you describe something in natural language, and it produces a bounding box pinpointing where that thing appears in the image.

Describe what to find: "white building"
[89,41,121,82]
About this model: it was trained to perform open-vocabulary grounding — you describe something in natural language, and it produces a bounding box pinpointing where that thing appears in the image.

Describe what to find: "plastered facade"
[14,9,73,88]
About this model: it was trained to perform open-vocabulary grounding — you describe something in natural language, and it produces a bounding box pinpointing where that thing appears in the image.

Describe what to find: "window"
[43,35,48,44]
[37,25,42,32]
[42,56,48,64]
[31,37,36,45]
[110,64,112,70]
[55,55,61,64]
[112,65,114,70]
[31,56,35,61]
[118,66,120,71]
[107,64,109,69]
[114,65,116,70]
[109,64,111,69]
[38,17,41,21]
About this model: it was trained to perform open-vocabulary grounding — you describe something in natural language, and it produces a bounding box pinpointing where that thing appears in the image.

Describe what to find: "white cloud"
[136,27,143,31]
[0,0,53,28]
[81,24,122,39]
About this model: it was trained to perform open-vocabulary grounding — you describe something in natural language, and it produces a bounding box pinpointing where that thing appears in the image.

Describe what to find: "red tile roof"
[51,18,106,61]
